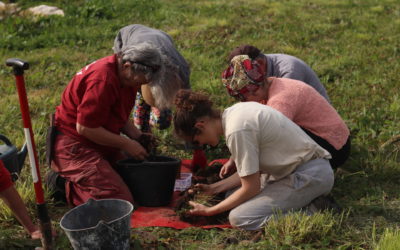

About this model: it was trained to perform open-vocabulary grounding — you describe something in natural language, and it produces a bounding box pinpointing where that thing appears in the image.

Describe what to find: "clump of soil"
[137,133,159,154]
[174,162,230,224]
[175,186,229,224]
[192,162,224,184]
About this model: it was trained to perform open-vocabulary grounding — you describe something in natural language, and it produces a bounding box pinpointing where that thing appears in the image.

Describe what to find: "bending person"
[114,24,190,132]
[227,44,330,102]
[52,43,162,206]
[221,54,350,169]
[173,90,333,230]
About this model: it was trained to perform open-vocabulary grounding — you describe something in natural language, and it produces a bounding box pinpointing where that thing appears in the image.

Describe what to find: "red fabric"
[0,160,13,192]
[55,55,138,157]
[191,149,207,170]
[131,159,231,229]
[207,158,229,167]
[51,133,133,206]
[222,58,265,83]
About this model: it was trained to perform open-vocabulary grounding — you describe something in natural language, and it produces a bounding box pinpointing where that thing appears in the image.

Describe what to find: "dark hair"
[227,45,262,62]
[173,89,220,139]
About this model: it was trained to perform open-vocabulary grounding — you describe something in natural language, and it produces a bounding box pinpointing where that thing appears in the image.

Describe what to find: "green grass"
[375,227,400,250]
[0,0,399,249]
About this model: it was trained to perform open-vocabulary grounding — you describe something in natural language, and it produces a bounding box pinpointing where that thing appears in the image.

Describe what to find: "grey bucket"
[60,198,133,250]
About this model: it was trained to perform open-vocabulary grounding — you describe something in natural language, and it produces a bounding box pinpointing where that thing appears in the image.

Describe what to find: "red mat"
[130,159,231,229]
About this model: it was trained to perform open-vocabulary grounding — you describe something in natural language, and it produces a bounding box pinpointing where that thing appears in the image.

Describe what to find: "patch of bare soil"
[174,162,230,225]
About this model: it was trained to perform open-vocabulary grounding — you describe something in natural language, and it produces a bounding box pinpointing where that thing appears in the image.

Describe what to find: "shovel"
[6,58,53,250]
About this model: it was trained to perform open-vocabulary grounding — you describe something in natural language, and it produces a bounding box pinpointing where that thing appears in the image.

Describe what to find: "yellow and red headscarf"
[221,55,265,101]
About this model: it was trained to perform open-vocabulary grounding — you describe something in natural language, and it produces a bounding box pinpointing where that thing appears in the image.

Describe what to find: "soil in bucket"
[60,198,133,250]
[116,155,181,207]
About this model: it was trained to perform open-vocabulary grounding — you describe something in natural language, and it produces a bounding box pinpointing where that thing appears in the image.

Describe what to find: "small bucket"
[116,155,181,207]
[60,198,133,250]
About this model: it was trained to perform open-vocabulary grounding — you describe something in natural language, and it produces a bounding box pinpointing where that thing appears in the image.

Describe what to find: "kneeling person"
[173,90,334,230]
[52,43,162,206]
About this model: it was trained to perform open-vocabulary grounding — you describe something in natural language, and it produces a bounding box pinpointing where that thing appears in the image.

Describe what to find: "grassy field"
[0,0,399,249]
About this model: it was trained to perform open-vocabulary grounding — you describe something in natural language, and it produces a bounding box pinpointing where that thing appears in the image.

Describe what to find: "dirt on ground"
[174,162,231,224]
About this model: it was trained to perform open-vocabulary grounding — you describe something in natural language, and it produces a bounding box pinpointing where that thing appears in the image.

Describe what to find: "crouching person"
[173,90,334,230]
[114,24,191,132]
[51,43,163,206]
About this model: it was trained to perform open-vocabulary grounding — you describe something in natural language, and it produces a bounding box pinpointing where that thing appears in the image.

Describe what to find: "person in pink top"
[221,54,351,169]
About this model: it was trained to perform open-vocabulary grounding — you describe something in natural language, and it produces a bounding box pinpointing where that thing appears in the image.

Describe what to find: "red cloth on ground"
[51,133,133,206]
[191,149,208,170]
[0,160,13,192]
[131,159,231,229]
[55,54,138,157]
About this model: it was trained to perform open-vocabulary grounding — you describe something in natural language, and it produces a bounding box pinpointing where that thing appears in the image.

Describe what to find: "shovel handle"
[6,58,29,75]
[6,58,54,249]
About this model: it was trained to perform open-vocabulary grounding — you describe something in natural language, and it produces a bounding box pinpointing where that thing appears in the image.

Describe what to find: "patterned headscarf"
[221,55,265,100]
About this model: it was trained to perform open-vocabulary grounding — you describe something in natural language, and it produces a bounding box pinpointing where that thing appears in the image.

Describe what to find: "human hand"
[219,158,236,179]
[187,201,213,216]
[189,183,215,196]
[30,228,42,240]
[124,139,149,160]
[29,226,57,240]
[137,133,158,154]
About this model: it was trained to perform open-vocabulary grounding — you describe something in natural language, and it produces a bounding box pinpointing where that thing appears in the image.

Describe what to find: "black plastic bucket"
[60,198,133,250]
[116,155,181,207]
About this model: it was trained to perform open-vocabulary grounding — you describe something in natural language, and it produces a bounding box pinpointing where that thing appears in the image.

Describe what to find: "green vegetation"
[1,0,399,249]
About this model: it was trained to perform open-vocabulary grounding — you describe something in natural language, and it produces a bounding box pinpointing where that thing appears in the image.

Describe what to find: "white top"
[222,102,331,181]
